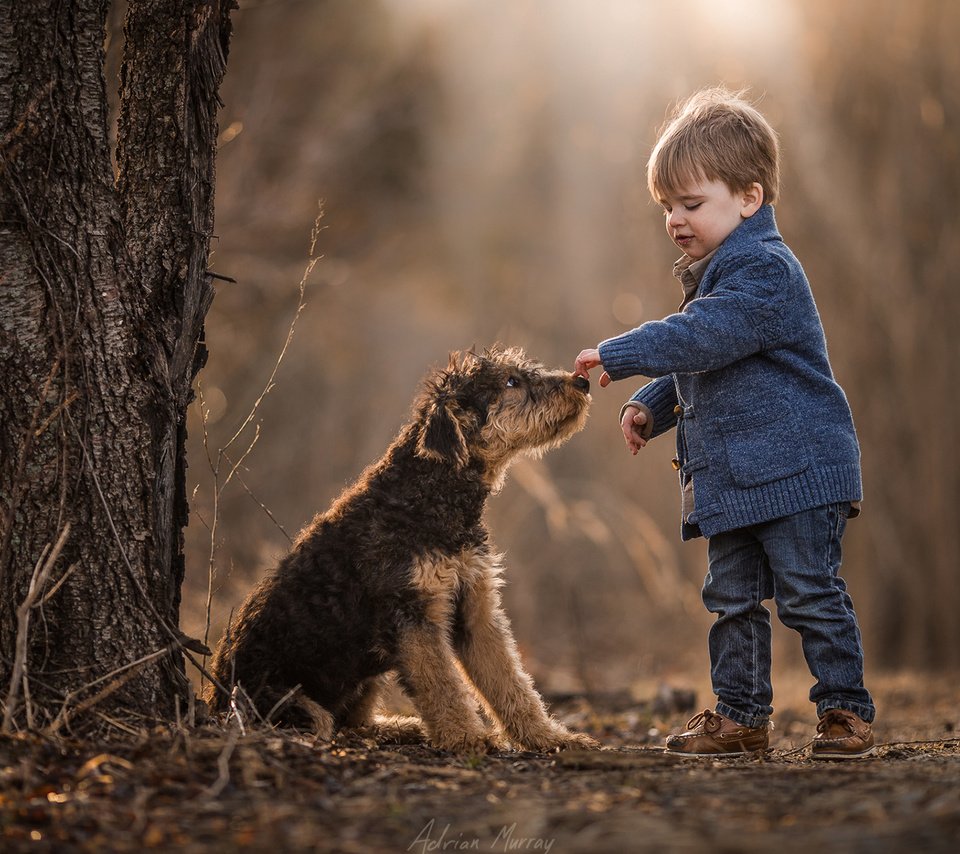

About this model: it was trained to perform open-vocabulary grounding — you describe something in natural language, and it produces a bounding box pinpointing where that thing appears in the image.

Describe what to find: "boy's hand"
[621,404,650,455]
[574,348,611,387]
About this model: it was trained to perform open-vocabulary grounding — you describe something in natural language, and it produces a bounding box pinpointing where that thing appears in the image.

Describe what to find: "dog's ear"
[416,394,470,469]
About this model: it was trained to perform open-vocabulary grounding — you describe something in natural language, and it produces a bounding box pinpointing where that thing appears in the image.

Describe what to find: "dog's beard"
[522,403,590,458]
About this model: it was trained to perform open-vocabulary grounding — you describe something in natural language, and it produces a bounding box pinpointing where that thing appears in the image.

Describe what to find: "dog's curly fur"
[205,346,597,752]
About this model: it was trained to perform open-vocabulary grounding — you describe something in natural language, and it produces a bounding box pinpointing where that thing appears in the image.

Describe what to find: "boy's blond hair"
[648,87,780,205]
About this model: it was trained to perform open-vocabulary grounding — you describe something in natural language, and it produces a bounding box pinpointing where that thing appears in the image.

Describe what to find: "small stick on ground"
[203,727,240,799]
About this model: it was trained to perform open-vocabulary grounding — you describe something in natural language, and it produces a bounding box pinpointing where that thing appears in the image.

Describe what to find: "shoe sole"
[664,747,770,758]
[810,746,876,760]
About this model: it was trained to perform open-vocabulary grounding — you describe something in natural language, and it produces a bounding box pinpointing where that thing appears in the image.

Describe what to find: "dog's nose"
[573,375,590,393]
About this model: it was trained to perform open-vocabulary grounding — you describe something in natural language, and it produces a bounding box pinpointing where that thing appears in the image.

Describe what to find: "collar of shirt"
[673,248,718,311]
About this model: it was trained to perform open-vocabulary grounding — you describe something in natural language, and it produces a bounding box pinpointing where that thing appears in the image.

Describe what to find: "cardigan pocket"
[717,404,809,488]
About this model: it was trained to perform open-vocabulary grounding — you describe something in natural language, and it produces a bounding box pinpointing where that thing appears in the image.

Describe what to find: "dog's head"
[414,346,590,484]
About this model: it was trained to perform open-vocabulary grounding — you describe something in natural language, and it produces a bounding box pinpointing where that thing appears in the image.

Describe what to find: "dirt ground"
[1,671,958,853]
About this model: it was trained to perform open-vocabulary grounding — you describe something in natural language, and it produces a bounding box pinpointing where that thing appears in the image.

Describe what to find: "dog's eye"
[506,376,520,388]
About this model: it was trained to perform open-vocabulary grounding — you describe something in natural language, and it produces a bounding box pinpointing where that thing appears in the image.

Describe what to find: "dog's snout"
[573,375,590,393]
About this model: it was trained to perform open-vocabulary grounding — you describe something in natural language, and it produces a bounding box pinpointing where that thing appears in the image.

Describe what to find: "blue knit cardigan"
[598,204,862,540]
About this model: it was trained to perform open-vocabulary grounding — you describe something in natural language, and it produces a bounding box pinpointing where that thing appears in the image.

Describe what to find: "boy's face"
[658,178,763,260]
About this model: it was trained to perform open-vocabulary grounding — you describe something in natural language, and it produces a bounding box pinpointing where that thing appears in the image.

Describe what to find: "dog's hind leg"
[340,675,426,744]
[339,675,386,727]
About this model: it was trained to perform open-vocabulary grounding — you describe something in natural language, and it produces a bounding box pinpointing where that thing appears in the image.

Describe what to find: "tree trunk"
[0,0,234,732]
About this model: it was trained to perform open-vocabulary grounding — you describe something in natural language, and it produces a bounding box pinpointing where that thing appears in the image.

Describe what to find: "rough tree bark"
[0,0,235,731]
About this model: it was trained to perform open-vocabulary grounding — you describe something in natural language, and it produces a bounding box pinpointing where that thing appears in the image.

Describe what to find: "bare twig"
[94,710,142,738]
[203,726,239,798]
[2,524,72,734]
[46,641,179,735]
[225,458,293,543]
[228,686,248,736]
[33,389,79,438]
[265,685,301,724]
[222,422,261,493]
[196,204,322,686]
[21,670,34,731]
[36,560,79,607]
[198,384,222,663]
[220,208,316,454]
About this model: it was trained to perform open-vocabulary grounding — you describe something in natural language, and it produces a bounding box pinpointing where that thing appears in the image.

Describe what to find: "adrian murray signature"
[407,819,556,854]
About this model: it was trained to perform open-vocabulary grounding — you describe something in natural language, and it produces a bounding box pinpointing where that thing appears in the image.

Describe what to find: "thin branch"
[205,270,237,284]
[36,561,79,607]
[2,524,71,734]
[225,458,292,543]
[202,727,239,798]
[46,641,179,735]
[265,685,300,724]
[221,422,260,492]
[219,207,315,455]
[196,203,322,685]
[228,686,248,736]
[94,710,142,738]
[33,389,79,438]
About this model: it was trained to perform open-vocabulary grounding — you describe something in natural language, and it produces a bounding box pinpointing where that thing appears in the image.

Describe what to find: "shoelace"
[684,709,773,734]
[817,709,856,733]
[685,709,723,732]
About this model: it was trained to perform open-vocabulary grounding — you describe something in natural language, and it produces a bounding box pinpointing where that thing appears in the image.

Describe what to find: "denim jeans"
[703,503,875,727]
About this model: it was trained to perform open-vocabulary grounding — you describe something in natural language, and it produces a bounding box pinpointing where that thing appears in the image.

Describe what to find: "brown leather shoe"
[811,709,875,760]
[665,709,770,756]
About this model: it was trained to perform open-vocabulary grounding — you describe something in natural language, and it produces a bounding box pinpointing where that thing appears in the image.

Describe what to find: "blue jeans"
[703,503,875,727]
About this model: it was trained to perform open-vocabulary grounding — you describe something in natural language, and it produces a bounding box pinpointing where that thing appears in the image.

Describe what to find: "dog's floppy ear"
[416,393,470,468]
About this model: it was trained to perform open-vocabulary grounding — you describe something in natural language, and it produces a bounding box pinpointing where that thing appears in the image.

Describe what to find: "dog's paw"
[355,715,427,745]
[429,730,503,754]
[554,730,602,751]
[514,724,601,753]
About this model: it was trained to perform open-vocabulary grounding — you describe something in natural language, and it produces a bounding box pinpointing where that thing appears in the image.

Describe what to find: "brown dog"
[206,347,598,752]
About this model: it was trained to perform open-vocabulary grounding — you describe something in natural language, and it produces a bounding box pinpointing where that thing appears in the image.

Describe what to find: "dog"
[205,346,598,752]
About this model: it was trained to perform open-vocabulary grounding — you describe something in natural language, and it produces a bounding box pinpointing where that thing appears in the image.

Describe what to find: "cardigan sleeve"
[598,254,789,381]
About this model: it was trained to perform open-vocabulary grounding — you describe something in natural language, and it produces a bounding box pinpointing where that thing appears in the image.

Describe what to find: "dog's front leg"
[395,622,500,753]
[456,567,600,752]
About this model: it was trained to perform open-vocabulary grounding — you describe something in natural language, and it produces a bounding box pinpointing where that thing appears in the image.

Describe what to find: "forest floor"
[1,671,958,853]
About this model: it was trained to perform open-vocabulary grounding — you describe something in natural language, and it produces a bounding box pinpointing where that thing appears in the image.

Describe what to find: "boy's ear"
[741,182,764,217]
[416,396,470,469]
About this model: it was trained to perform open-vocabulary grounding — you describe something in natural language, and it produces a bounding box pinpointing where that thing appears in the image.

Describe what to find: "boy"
[574,88,875,759]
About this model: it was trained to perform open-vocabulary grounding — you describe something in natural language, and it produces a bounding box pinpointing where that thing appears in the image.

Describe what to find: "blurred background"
[182,0,960,701]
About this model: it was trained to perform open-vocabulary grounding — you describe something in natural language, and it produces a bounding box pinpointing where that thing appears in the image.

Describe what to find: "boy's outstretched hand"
[574,348,611,387]
[575,348,651,455]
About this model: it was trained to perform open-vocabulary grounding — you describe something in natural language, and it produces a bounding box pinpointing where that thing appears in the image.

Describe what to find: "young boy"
[574,88,875,759]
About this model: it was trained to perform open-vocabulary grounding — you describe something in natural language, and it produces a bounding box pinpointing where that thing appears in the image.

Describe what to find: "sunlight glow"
[692,0,796,47]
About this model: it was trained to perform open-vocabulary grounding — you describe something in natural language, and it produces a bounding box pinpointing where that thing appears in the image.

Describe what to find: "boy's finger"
[599,371,611,388]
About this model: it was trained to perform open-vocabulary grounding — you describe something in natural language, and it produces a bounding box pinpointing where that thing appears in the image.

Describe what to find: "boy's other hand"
[621,405,650,455]
[574,348,611,387]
